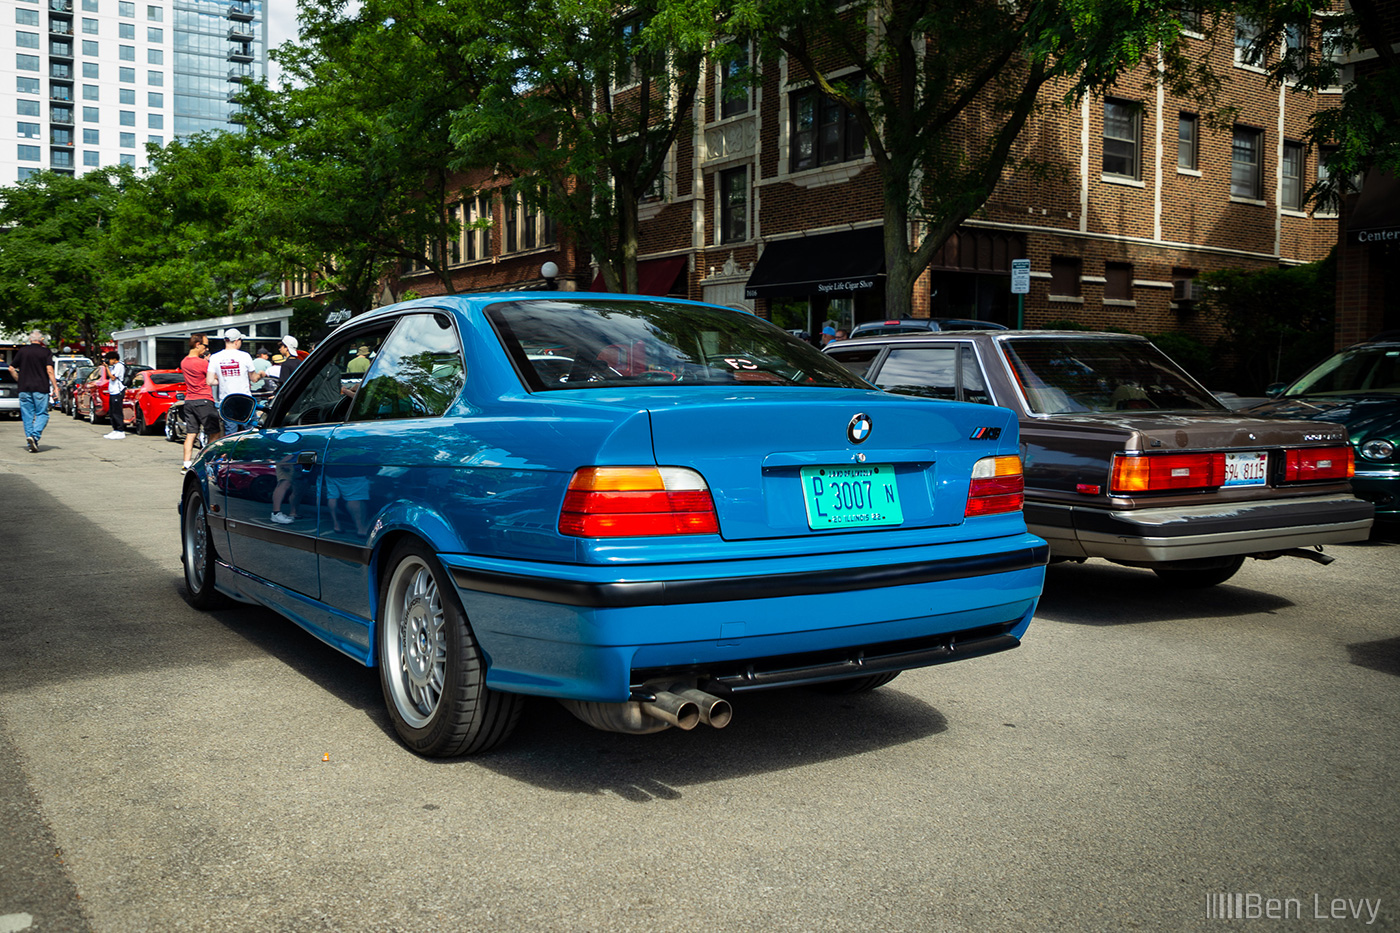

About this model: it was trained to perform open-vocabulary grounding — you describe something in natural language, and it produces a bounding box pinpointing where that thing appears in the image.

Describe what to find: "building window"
[1281,141,1305,211]
[717,41,750,119]
[447,204,462,264]
[718,165,747,243]
[16,31,40,48]
[17,122,41,139]
[51,84,72,101]
[1231,126,1262,199]
[467,194,491,261]
[1050,257,1082,297]
[1316,145,1341,215]
[120,67,135,82]
[82,39,98,55]
[51,63,73,78]
[614,13,657,87]
[1235,15,1264,66]
[147,26,161,41]
[51,105,73,123]
[147,113,161,128]
[120,131,134,147]
[82,16,97,32]
[120,153,135,165]
[83,106,98,121]
[790,81,865,173]
[147,48,162,64]
[16,8,40,24]
[17,77,40,93]
[1177,113,1198,171]
[83,128,98,144]
[119,87,134,103]
[146,4,160,20]
[51,39,73,56]
[120,110,135,125]
[1105,262,1133,301]
[17,54,40,72]
[18,144,41,161]
[18,167,40,180]
[82,84,98,99]
[147,70,161,86]
[17,99,39,116]
[119,21,133,38]
[119,1,133,15]
[146,135,161,146]
[119,43,134,60]
[1102,99,1141,179]
[503,191,519,252]
[1178,4,1201,33]
[83,150,99,166]
[147,91,162,106]
[51,128,72,145]
[52,149,74,168]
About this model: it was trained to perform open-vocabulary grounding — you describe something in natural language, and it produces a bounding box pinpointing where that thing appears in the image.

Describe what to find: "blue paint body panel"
[181,293,1048,706]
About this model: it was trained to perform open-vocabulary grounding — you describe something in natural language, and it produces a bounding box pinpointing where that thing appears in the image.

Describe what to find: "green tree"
[0,168,132,351]
[1200,253,1337,393]
[733,0,1229,318]
[236,7,476,313]
[437,0,724,292]
[104,135,285,321]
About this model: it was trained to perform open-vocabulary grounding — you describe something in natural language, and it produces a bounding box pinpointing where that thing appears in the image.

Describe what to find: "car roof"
[829,329,1149,346]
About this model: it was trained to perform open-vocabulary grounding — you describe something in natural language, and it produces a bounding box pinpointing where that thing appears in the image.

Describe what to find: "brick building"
[293,14,1345,356]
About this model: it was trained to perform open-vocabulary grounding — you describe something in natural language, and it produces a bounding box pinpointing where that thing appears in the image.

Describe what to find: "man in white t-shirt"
[206,328,264,434]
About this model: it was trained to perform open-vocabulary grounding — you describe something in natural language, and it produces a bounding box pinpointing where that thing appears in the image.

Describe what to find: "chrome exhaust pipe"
[672,687,733,729]
[641,691,700,730]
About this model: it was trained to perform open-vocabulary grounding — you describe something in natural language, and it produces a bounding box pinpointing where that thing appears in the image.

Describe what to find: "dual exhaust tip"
[641,686,733,731]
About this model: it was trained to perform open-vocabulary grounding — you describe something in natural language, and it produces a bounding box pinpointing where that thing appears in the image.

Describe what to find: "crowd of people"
[7,328,302,468]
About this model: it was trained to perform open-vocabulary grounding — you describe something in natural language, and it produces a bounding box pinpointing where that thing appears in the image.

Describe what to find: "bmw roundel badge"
[847,412,872,444]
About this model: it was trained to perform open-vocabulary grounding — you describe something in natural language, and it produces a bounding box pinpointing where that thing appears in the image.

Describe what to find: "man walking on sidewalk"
[206,328,263,436]
[7,330,59,452]
[101,351,127,439]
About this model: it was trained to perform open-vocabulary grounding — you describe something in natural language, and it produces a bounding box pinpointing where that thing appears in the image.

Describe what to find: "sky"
[265,1,300,86]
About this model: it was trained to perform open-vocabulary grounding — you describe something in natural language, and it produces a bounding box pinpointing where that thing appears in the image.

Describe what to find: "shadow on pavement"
[1037,559,1295,625]
[1347,636,1400,678]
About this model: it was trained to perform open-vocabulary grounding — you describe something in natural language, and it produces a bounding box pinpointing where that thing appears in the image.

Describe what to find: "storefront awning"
[744,228,885,300]
[1348,169,1400,245]
[588,256,688,296]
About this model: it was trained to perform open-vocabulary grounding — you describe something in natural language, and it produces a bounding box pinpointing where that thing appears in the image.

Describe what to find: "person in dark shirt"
[8,330,59,453]
[278,335,303,381]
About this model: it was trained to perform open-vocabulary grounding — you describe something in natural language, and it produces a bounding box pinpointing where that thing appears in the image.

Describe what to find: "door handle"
[296,451,318,465]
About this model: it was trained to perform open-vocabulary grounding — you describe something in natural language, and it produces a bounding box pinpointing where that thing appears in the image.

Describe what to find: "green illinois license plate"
[800,464,904,530]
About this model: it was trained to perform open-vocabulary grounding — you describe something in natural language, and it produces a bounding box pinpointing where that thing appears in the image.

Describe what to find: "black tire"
[132,405,147,435]
[378,541,523,757]
[165,412,181,442]
[809,671,902,694]
[181,487,224,609]
[89,400,102,424]
[1151,554,1246,588]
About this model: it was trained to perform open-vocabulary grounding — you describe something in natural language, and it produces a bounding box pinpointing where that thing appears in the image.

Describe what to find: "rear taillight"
[1110,452,1225,494]
[1284,446,1353,482]
[965,455,1024,516]
[559,466,719,537]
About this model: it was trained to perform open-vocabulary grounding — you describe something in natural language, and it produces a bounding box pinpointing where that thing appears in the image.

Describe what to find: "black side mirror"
[219,393,258,426]
[1265,383,1286,398]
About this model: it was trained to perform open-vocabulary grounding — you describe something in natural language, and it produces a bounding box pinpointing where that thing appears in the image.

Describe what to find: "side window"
[350,313,465,422]
[278,327,393,427]
[826,347,880,379]
[959,345,992,404]
[873,346,958,400]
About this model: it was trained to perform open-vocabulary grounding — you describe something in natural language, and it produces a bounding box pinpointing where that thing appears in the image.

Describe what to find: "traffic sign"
[1010,259,1031,295]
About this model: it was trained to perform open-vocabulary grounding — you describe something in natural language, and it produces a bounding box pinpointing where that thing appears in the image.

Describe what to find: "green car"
[1248,333,1400,522]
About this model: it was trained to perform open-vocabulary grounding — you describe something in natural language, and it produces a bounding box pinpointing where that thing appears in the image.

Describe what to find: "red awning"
[588,257,688,296]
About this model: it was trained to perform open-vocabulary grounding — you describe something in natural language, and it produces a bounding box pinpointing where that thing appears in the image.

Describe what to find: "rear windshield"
[487,298,870,391]
[1001,336,1223,414]
[1287,345,1400,396]
[151,373,185,385]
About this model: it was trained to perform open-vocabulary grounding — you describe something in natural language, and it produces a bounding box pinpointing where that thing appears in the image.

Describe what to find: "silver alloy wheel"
[382,556,448,729]
[183,494,208,594]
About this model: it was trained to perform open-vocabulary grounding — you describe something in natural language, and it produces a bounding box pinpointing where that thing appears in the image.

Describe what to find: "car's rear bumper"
[442,534,1048,702]
[1352,470,1399,518]
[1028,493,1374,563]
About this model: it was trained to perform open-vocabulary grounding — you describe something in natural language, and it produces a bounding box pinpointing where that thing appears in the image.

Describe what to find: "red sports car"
[127,369,186,434]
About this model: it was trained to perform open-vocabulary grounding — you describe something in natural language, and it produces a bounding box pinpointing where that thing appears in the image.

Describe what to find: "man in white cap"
[277,334,303,381]
[206,328,264,435]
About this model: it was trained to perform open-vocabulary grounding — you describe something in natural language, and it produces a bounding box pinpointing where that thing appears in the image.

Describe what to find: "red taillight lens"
[1111,452,1225,494]
[966,455,1024,516]
[1284,446,1353,482]
[559,466,719,537]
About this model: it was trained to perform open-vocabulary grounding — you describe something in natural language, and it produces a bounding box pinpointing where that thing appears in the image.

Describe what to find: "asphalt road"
[2,413,1397,933]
